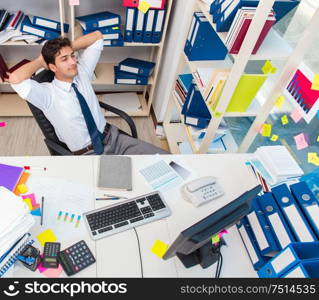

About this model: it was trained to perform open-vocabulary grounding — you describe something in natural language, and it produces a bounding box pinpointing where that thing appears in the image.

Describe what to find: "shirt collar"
[53,77,77,92]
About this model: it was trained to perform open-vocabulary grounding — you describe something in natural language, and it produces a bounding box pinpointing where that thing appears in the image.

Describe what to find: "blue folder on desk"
[21,17,60,40]
[152,9,166,43]
[256,192,295,250]
[124,7,136,42]
[133,9,145,42]
[31,16,69,33]
[290,181,319,239]
[114,66,148,85]
[282,260,319,278]
[272,184,317,243]
[142,9,155,43]
[236,217,270,270]
[258,242,319,278]
[118,58,155,77]
[76,11,120,31]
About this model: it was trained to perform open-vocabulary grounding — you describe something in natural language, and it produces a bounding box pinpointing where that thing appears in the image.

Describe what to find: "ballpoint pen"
[96,197,126,200]
[103,194,128,199]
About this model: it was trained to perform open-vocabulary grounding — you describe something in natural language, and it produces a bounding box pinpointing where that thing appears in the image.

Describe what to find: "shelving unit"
[0,0,173,117]
[163,0,299,154]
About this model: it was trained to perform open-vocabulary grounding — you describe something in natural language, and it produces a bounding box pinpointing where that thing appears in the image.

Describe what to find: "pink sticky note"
[218,229,229,238]
[43,265,63,278]
[0,122,6,127]
[22,193,37,207]
[69,0,79,5]
[37,256,47,273]
[294,133,309,150]
[290,108,303,123]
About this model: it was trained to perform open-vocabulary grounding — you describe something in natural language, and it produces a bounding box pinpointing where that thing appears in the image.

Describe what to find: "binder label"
[126,9,134,30]
[155,10,165,31]
[187,17,196,41]
[238,226,258,264]
[247,212,269,251]
[99,19,117,28]
[103,33,120,40]
[136,11,145,30]
[306,205,319,230]
[23,25,45,37]
[223,0,240,21]
[268,213,292,249]
[36,19,57,30]
[146,10,155,31]
[191,22,199,47]
[120,65,139,74]
[271,247,295,274]
[117,79,137,84]
[283,266,306,278]
[185,116,199,126]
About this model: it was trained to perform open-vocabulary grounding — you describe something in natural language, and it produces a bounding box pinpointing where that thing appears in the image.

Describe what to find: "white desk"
[1,154,259,278]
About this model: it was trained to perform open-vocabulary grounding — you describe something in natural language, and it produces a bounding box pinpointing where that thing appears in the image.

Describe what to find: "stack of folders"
[249,146,304,186]
[237,181,319,277]
[123,5,166,44]
[209,0,300,33]
[0,10,27,44]
[114,58,155,85]
[76,11,123,47]
[174,73,193,107]
[184,12,228,61]
[0,187,35,277]
[225,7,275,55]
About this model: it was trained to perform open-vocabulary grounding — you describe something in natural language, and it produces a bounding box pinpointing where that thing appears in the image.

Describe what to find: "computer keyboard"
[83,191,171,240]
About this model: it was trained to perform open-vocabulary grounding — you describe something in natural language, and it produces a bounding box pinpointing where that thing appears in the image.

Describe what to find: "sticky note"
[43,265,63,278]
[138,0,151,13]
[261,60,273,74]
[290,108,302,123]
[308,153,318,164]
[36,229,57,247]
[31,208,41,216]
[151,240,168,258]
[317,136,319,142]
[213,111,222,118]
[69,0,79,5]
[281,115,289,125]
[14,172,30,195]
[212,234,220,244]
[294,133,309,150]
[270,134,279,141]
[275,95,285,108]
[23,198,33,210]
[22,193,37,206]
[261,124,272,137]
[218,229,228,238]
[17,184,28,194]
[0,122,6,127]
[311,74,319,91]
[37,256,47,273]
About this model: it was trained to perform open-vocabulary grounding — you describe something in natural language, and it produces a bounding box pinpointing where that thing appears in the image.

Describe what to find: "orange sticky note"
[290,108,302,123]
[270,134,279,141]
[138,0,151,13]
[294,133,309,150]
[261,124,272,137]
[151,240,168,258]
[311,74,319,91]
[281,115,289,125]
[14,172,30,195]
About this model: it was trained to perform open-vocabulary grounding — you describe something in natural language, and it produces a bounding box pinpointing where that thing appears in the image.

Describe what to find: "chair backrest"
[28,70,71,155]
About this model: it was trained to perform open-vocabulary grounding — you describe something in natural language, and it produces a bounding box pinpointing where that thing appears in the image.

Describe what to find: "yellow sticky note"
[317,136,319,142]
[36,229,57,247]
[311,74,319,91]
[281,115,289,125]
[270,67,277,74]
[261,124,272,137]
[151,240,168,258]
[275,95,285,108]
[261,60,273,74]
[138,0,151,13]
[270,134,279,141]
[211,234,220,244]
[308,152,318,164]
[17,184,28,194]
[23,198,33,210]
[213,111,222,118]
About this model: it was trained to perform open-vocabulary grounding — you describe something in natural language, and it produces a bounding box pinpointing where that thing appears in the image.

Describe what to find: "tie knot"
[71,82,76,89]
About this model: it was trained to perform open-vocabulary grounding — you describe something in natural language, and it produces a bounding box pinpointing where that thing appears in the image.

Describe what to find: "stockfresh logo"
[3,281,20,297]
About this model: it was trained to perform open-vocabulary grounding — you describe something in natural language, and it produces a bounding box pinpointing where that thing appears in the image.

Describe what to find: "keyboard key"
[114,221,129,228]
[130,216,144,223]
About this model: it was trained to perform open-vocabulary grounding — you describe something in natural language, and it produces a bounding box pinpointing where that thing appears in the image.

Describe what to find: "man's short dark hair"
[41,37,72,66]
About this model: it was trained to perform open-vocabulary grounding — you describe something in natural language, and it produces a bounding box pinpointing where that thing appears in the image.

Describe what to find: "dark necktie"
[71,83,104,154]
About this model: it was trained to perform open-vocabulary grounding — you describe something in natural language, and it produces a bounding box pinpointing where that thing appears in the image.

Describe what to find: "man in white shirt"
[6,31,168,155]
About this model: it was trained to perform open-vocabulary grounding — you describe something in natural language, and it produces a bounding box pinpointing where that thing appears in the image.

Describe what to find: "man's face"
[49,46,78,79]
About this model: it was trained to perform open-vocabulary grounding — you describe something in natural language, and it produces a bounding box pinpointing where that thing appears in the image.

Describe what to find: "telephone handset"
[181,176,224,207]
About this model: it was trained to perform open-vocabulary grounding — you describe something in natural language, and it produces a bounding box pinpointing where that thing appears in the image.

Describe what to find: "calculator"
[58,240,95,276]
[42,242,60,268]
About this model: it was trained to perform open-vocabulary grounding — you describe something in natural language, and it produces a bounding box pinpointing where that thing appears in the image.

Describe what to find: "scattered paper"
[294,133,309,150]
[311,74,319,91]
[281,115,289,125]
[275,95,285,108]
[138,0,151,13]
[36,229,57,247]
[261,124,272,137]
[290,108,303,123]
[270,134,279,142]
[151,240,168,258]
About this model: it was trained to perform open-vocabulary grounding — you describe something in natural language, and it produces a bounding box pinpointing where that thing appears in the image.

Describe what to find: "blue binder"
[103,35,124,47]
[272,184,317,243]
[247,197,280,257]
[31,16,69,33]
[210,0,226,14]
[184,12,204,57]
[256,192,295,250]
[258,242,319,278]
[152,9,166,43]
[212,0,237,23]
[236,217,270,270]
[187,15,228,61]
[114,66,148,85]
[124,8,136,42]
[76,11,120,31]
[83,26,120,36]
[133,9,145,42]
[281,260,319,278]
[290,181,319,239]
[142,9,155,43]
[21,17,60,40]
[215,0,241,32]
[118,58,155,77]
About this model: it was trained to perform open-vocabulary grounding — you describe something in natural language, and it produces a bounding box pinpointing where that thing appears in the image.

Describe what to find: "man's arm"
[72,30,103,51]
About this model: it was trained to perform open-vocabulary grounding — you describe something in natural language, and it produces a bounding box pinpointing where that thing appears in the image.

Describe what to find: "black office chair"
[28,69,138,156]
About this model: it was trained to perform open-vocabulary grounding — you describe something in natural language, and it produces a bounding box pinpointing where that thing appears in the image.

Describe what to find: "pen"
[96,197,125,200]
[103,194,128,199]
[41,196,44,226]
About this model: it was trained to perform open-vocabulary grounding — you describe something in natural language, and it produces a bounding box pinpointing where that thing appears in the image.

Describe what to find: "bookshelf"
[163,0,306,154]
[0,0,172,117]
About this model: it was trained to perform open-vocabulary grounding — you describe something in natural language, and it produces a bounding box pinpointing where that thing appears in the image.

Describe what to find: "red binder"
[122,0,165,9]
[0,54,30,81]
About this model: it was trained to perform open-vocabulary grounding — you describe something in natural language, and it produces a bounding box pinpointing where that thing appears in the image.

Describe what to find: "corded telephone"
[181,176,224,207]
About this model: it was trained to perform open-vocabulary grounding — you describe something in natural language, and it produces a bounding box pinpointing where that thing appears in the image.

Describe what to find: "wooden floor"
[0,116,169,156]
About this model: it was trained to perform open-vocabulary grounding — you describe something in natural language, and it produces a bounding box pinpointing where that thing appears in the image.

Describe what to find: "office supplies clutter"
[17,244,41,272]
[97,155,132,190]
[58,240,95,276]
[181,176,224,207]
[249,145,303,186]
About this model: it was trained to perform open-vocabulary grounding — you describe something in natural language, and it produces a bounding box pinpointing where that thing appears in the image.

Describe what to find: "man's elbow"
[94,30,103,40]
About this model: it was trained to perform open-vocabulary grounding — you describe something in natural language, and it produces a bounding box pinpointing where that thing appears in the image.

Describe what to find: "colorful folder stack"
[237,181,319,277]
[123,0,166,43]
[114,58,155,85]
[76,11,123,47]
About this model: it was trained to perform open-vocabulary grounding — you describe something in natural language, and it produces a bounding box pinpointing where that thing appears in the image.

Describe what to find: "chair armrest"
[99,101,138,139]
[44,139,73,156]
